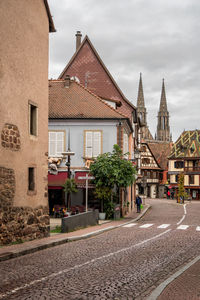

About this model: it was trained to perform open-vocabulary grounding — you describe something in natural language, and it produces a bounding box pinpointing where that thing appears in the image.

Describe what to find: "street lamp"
[62,130,75,209]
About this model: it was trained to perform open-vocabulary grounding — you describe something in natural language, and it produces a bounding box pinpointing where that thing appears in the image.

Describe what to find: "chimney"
[64,75,70,88]
[75,31,82,50]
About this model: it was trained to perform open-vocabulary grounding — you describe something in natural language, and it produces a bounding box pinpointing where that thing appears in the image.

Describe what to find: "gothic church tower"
[156,79,171,142]
[137,73,153,140]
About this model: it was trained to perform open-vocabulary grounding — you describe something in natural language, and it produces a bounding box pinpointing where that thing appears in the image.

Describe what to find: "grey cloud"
[48,0,200,141]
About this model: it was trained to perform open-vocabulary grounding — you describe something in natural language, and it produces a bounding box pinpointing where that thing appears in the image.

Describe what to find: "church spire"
[137,73,146,126]
[137,73,145,108]
[159,79,168,112]
[136,73,153,141]
[156,79,171,142]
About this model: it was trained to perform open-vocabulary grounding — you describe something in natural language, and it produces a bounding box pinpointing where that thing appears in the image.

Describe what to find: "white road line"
[196,226,200,231]
[177,203,187,225]
[177,225,189,230]
[123,223,137,228]
[157,224,170,229]
[177,214,185,225]
[140,223,153,228]
[0,229,171,299]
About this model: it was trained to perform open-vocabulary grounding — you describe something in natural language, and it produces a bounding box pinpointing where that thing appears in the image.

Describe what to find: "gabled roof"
[58,35,136,118]
[49,79,131,126]
[148,141,172,170]
[148,142,172,170]
[44,0,56,32]
[168,130,200,159]
[141,142,162,170]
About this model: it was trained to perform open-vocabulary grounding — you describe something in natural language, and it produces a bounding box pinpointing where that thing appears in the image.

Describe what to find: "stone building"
[0,0,55,245]
[136,73,154,141]
[136,74,171,143]
[156,79,172,142]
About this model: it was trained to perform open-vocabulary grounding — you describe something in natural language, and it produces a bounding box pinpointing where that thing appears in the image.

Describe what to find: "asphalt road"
[0,199,200,299]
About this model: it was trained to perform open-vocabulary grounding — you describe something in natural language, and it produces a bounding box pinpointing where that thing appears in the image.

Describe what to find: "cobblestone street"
[0,199,200,299]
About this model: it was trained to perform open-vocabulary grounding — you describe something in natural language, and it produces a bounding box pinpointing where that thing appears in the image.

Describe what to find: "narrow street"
[0,199,200,300]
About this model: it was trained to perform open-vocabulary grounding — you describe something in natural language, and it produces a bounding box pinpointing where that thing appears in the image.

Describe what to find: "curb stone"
[147,255,200,300]
[0,204,150,262]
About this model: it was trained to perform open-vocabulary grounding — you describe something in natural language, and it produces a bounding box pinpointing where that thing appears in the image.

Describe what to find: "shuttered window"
[49,131,64,156]
[85,131,102,158]
[123,132,129,154]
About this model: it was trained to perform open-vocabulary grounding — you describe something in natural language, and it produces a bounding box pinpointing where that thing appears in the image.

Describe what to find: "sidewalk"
[0,205,150,262]
[149,255,200,300]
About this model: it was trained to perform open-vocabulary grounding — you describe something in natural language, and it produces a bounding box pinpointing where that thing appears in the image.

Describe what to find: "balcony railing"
[184,166,200,173]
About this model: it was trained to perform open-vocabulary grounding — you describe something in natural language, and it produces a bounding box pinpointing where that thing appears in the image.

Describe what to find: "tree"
[63,178,78,210]
[178,173,185,203]
[90,144,137,216]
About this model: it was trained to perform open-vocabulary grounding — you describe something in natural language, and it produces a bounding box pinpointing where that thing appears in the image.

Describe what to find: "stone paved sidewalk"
[153,256,200,300]
[0,205,150,262]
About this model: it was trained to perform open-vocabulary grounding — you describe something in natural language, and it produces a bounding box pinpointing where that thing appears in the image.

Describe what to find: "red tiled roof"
[49,79,130,120]
[58,35,136,120]
[148,142,173,170]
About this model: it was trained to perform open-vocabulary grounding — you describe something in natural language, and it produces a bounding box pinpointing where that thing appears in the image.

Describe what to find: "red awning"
[48,171,95,189]
[48,172,68,187]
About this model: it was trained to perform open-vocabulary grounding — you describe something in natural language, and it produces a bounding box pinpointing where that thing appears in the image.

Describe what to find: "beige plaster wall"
[185,175,199,186]
[0,0,49,208]
[168,160,184,172]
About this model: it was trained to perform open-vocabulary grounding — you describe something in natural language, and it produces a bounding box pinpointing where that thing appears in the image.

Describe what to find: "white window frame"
[84,130,102,158]
[48,130,65,157]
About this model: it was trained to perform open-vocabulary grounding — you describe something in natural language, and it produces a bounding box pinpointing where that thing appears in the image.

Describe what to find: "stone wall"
[62,210,98,233]
[1,123,21,151]
[0,166,50,245]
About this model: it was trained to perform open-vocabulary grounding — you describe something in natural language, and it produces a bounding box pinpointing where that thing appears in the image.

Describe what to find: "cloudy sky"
[48,0,200,141]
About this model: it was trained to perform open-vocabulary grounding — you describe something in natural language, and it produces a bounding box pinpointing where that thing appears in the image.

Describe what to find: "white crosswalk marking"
[123,223,137,228]
[121,223,200,232]
[177,225,189,230]
[140,224,153,228]
[157,224,170,229]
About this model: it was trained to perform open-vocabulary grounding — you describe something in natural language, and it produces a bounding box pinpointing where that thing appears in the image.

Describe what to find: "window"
[49,131,65,157]
[174,161,184,169]
[175,175,179,183]
[189,175,194,185]
[29,103,37,136]
[142,158,150,164]
[153,172,157,179]
[141,145,146,152]
[84,131,102,158]
[123,132,129,154]
[28,168,35,191]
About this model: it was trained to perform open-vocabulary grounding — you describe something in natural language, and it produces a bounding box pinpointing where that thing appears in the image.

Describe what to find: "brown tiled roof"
[58,35,136,120]
[168,130,200,159]
[148,142,173,170]
[49,79,130,121]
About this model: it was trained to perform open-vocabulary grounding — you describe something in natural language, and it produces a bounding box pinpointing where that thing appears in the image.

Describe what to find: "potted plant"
[95,187,111,220]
